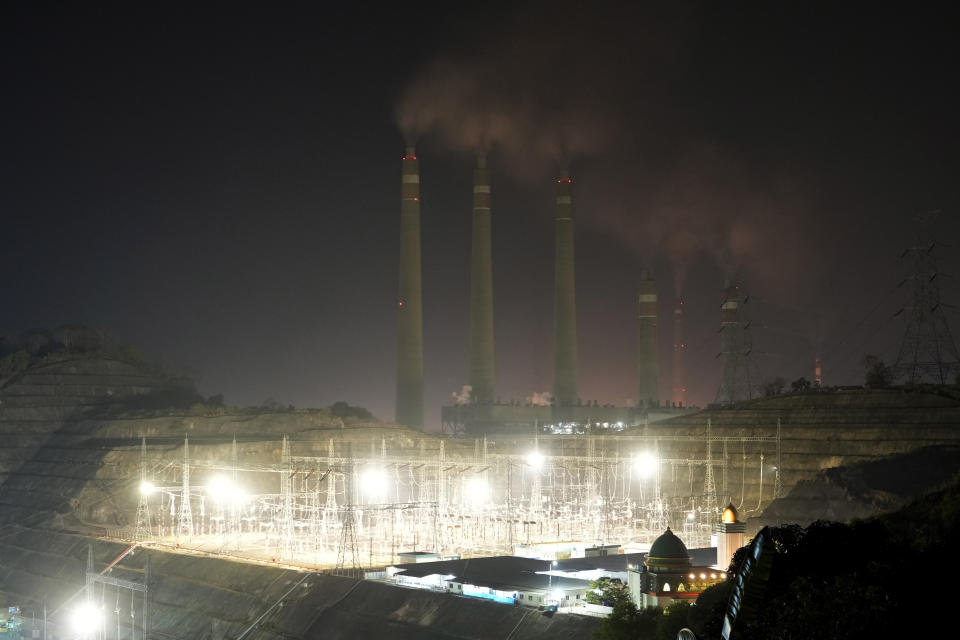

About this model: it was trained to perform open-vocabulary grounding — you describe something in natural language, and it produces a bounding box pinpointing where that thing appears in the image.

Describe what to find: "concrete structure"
[672,301,686,406]
[713,503,746,571]
[628,528,726,609]
[468,154,495,404]
[553,171,578,408]
[637,271,659,408]
[396,145,424,429]
[717,281,752,405]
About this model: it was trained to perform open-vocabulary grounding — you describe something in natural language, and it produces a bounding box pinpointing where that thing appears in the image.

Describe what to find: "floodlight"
[139,481,155,495]
[70,602,101,636]
[360,467,389,499]
[552,590,563,602]
[526,451,544,470]
[206,476,246,505]
[633,452,658,478]
[465,476,491,505]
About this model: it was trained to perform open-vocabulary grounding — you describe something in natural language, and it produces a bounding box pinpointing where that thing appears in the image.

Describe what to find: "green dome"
[647,527,691,567]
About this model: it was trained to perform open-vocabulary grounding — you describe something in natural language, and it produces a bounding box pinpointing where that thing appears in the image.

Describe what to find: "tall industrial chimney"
[672,301,686,406]
[396,145,424,429]
[716,280,752,405]
[553,171,578,407]
[468,154,495,404]
[636,271,659,408]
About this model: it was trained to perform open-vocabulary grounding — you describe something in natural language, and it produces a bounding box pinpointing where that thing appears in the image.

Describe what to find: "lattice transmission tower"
[892,213,960,384]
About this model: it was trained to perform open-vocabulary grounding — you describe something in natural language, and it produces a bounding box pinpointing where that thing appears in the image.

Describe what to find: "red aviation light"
[413,197,419,201]
[398,300,404,307]
[567,178,572,183]
[403,155,418,160]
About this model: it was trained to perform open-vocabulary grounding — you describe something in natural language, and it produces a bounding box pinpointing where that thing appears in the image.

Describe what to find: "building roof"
[392,548,719,581]
[648,527,690,560]
[391,555,547,579]
[447,572,592,593]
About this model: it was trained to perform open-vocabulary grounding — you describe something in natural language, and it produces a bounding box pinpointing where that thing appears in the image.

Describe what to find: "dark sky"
[3,2,959,429]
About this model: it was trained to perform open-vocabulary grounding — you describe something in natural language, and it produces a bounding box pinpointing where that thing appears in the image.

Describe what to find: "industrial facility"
[387,148,704,436]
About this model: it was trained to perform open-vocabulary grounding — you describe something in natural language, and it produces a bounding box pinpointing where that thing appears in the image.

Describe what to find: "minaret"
[714,503,746,571]
[468,154,495,404]
[553,171,578,407]
[636,271,659,408]
[396,145,424,429]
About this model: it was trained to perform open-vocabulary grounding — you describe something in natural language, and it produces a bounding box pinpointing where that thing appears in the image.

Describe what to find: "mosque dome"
[645,527,692,572]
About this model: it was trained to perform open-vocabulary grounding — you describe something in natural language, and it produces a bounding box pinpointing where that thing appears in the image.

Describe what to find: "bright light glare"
[465,477,490,504]
[526,451,545,469]
[360,467,389,499]
[206,476,247,504]
[551,589,563,602]
[71,602,101,634]
[139,481,155,495]
[633,452,658,478]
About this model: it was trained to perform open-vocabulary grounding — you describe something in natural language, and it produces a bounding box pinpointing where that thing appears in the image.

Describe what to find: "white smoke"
[526,391,553,406]
[452,385,473,405]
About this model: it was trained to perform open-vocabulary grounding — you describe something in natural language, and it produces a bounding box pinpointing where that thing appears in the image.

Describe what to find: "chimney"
[637,271,659,408]
[672,301,686,406]
[553,170,578,407]
[716,280,751,405]
[468,154,495,404]
[396,145,424,429]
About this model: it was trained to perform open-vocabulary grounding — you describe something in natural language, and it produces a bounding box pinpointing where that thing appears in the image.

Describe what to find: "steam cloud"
[396,2,816,303]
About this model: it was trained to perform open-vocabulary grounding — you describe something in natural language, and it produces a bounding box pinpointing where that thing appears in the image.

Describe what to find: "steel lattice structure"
[130,430,779,568]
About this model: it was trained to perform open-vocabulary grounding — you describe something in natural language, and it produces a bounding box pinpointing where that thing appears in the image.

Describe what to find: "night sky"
[3,2,958,429]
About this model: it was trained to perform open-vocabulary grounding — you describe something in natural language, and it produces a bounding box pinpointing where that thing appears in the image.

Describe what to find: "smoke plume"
[396,2,817,303]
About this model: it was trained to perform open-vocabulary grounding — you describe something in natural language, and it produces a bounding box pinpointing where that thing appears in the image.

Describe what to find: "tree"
[862,355,893,388]
[688,581,731,640]
[762,376,786,397]
[586,577,632,607]
[790,377,811,392]
[594,602,661,640]
[656,600,692,640]
[329,401,373,419]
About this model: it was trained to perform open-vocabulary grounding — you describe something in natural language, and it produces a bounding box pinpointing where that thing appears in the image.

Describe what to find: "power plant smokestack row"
[636,271,659,408]
[552,171,578,407]
[468,155,495,404]
[398,149,669,426]
[396,146,424,429]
